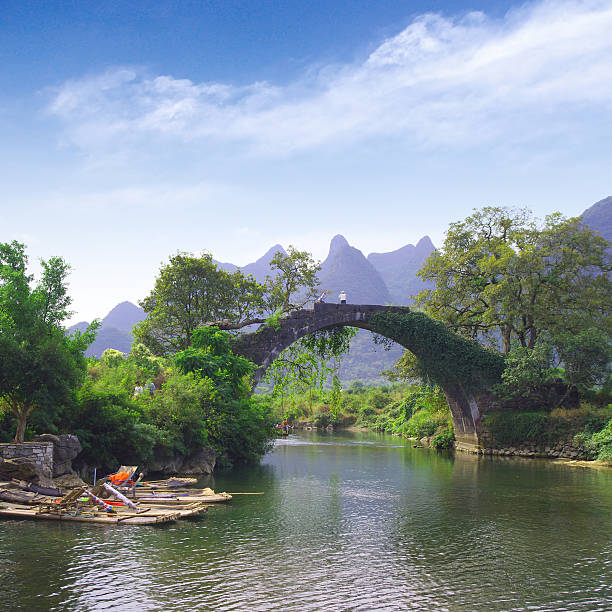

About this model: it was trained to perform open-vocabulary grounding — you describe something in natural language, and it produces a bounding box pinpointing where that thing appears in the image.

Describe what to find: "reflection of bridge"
[232,303,502,452]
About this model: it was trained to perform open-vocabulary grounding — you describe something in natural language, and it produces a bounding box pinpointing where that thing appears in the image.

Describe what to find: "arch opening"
[232,304,504,450]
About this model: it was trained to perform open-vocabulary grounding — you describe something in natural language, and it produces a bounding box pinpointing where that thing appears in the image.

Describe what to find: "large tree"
[265,246,321,313]
[134,251,266,355]
[415,207,612,354]
[0,241,95,442]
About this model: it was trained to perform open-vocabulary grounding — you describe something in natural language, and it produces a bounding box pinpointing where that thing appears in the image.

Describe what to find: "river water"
[1,430,611,611]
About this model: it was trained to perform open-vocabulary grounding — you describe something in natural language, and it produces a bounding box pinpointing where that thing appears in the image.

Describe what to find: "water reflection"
[1,430,611,611]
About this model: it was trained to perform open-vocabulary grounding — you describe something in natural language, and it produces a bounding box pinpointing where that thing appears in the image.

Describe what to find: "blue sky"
[1,0,611,323]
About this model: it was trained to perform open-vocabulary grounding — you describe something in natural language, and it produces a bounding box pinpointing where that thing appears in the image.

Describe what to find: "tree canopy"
[135,248,323,355]
[265,246,321,312]
[0,241,96,442]
[134,251,266,355]
[415,207,612,354]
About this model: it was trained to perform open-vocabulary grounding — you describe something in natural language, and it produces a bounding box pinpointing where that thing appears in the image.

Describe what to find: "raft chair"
[35,487,84,516]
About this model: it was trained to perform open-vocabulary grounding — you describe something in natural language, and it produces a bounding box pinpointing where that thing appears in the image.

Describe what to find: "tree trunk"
[502,325,511,355]
[14,411,27,444]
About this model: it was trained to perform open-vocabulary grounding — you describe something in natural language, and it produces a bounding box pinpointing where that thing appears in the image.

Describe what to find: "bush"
[575,416,612,461]
[63,385,146,472]
[313,411,332,428]
[484,412,549,446]
[431,427,455,449]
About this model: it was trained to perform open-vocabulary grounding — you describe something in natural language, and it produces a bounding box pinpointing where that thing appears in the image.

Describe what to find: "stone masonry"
[0,442,54,483]
[232,303,499,452]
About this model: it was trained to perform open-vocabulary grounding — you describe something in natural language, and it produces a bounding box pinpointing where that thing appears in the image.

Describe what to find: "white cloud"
[47,0,612,156]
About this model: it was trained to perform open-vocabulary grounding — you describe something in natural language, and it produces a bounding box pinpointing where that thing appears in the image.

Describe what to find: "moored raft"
[104,499,210,519]
[132,488,232,504]
[0,504,181,525]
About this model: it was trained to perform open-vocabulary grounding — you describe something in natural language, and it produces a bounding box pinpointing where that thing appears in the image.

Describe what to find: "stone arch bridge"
[232,303,503,452]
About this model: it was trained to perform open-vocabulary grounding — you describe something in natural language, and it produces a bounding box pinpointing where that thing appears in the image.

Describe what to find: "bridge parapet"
[233,304,410,379]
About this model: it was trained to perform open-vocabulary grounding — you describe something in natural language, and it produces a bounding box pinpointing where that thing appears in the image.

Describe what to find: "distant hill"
[68,301,145,358]
[582,196,612,243]
[367,236,435,305]
[69,235,436,380]
[215,245,287,283]
[318,235,392,305]
[101,301,145,332]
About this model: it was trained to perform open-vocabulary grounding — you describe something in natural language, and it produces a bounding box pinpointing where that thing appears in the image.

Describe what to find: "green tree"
[554,328,612,402]
[0,241,96,442]
[416,207,612,354]
[134,251,266,355]
[265,246,321,312]
[174,326,274,464]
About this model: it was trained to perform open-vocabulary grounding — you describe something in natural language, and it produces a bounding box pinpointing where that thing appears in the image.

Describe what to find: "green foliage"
[263,327,356,413]
[102,348,125,368]
[416,207,612,353]
[370,310,505,392]
[265,246,321,312]
[173,327,273,465]
[574,416,612,462]
[269,382,455,447]
[134,251,266,355]
[62,384,150,470]
[494,344,562,406]
[174,326,254,399]
[495,330,612,408]
[485,406,611,449]
[485,412,549,446]
[554,328,612,396]
[0,324,275,473]
[431,427,455,449]
[0,241,96,442]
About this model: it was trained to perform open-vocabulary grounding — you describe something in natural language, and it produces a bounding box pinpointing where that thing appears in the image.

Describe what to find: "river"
[1,430,611,611]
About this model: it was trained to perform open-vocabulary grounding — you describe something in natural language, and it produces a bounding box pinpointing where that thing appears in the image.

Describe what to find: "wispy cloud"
[47,0,612,156]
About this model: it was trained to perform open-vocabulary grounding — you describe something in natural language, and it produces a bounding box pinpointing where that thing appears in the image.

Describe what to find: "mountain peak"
[416,235,435,251]
[329,234,350,254]
[102,301,146,332]
[581,196,612,244]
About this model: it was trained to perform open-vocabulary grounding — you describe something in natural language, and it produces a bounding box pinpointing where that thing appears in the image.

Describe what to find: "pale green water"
[1,430,611,611]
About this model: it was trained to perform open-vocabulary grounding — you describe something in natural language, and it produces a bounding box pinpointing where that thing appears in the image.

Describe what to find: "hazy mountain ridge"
[68,301,145,358]
[581,196,612,243]
[367,236,436,305]
[72,196,612,379]
[215,244,287,283]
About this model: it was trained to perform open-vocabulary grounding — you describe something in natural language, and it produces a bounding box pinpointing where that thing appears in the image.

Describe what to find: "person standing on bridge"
[316,290,327,303]
[339,290,347,304]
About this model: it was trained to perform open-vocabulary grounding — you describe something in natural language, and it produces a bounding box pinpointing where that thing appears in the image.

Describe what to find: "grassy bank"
[269,382,612,459]
[269,382,455,449]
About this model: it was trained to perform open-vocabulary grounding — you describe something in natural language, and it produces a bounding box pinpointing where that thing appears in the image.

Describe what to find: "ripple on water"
[2,431,611,611]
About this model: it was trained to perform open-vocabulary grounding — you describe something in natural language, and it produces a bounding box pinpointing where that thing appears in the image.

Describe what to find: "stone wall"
[0,442,54,481]
[464,440,589,459]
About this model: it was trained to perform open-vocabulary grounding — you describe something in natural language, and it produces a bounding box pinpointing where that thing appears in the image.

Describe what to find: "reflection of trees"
[392,452,612,610]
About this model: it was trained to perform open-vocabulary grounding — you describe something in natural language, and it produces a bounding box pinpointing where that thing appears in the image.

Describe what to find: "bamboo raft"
[133,490,232,504]
[0,479,211,525]
[105,500,210,519]
[0,504,181,525]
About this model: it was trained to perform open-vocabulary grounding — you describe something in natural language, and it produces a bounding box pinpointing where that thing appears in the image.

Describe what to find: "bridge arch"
[232,303,505,451]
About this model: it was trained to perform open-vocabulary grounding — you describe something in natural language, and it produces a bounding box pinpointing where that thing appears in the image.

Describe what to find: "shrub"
[484,412,549,446]
[575,417,612,462]
[431,426,455,449]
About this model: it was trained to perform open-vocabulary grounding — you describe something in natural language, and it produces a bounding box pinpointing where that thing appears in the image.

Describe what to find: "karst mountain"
[69,196,612,381]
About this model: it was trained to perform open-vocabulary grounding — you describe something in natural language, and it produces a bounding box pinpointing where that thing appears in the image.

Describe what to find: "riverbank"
[275,383,612,466]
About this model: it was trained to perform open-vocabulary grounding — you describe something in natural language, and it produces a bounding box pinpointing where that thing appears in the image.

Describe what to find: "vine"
[262,326,356,415]
[369,311,505,392]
